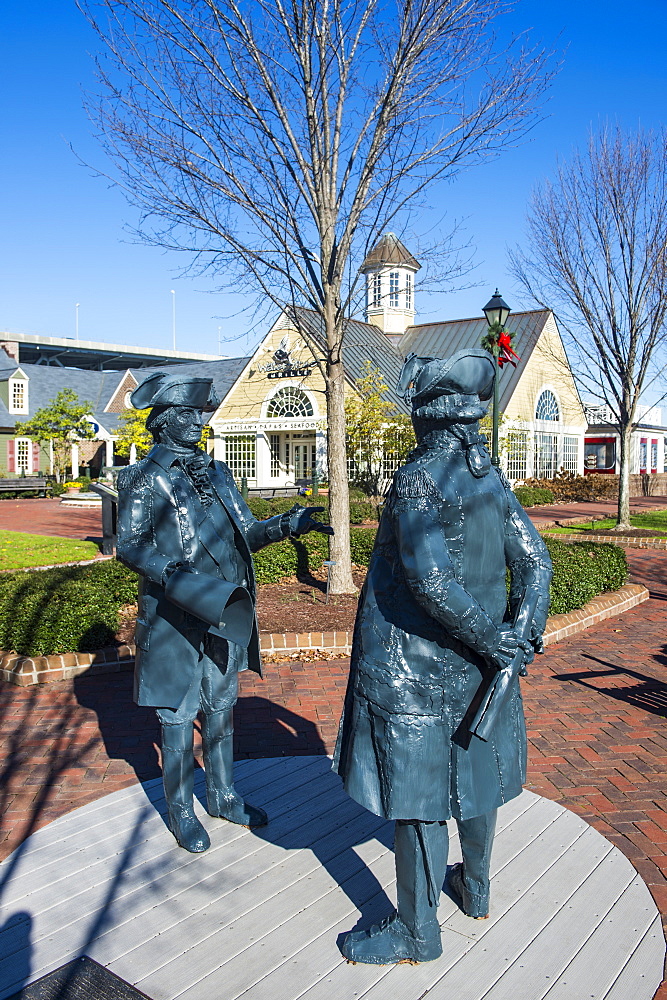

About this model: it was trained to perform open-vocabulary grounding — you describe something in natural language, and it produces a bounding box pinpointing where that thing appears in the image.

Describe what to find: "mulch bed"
[116,567,367,644]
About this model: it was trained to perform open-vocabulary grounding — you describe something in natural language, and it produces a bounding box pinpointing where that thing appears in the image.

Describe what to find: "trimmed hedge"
[513,485,554,507]
[0,559,138,657]
[245,496,376,524]
[543,536,627,615]
[0,532,627,656]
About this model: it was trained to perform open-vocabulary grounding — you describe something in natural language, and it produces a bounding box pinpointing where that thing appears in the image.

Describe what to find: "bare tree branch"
[509,125,667,528]
[79,0,552,590]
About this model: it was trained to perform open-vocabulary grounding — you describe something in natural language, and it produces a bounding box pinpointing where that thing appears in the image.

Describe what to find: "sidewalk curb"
[0,584,649,687]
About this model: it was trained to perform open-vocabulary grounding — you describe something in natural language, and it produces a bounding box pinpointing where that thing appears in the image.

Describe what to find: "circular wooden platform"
[0,756,663,1000]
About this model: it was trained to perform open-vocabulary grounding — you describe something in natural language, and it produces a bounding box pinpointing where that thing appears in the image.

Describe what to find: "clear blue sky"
[1,1,665,358]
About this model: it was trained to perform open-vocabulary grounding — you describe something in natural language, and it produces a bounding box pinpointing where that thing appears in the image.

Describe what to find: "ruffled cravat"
[182,451,214,506]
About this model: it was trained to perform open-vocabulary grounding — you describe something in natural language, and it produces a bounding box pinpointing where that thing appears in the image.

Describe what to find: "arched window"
[266,387,313,418]
[535,389,560,422]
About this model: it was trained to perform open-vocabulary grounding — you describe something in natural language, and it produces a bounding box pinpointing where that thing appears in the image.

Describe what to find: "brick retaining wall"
[0,583,648,687]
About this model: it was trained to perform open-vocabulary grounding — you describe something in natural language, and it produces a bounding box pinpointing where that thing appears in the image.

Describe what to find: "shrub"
[246,495,375,524]
[251,525,377,584]
[513,485,554,507]
[544,536,627,615]
[0,559,139,657]
[520,473,617,503]
[0,533,627,656]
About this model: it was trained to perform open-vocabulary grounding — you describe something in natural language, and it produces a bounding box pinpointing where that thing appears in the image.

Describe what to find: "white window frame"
[405,273,412,310]
[389,271,399,308]
[223,435,256,481]
[15,437,31,474]
[563,435,579,474]
[371,272,382,308]
[9,377,28,414]
[504,429,529,482]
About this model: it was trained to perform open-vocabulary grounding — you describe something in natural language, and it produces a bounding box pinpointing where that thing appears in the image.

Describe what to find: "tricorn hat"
[397,349,495,408]
[129,372,220,411]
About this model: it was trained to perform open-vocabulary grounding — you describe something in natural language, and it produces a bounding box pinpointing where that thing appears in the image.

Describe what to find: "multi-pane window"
[266,387,313,418]
[563,435,579,474]
[12,381,26,411]
[535,390,560,422]
[504,430,528,481]
[16,438,30,474]
[536,433,558,479]
[224,435,256,480]
[405,273,412,310]
[270,434,280,477]
[372,272,382,308]
[389,271,399,307]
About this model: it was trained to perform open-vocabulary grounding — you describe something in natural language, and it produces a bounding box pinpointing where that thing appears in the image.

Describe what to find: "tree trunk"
[326,361,356,594]
[616,423,632,529]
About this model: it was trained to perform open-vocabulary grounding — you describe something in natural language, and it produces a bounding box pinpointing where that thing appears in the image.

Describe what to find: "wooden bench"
[0,477,52,497]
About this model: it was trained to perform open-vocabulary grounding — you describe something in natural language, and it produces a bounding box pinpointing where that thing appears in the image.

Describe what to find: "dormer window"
[9,376,28,414]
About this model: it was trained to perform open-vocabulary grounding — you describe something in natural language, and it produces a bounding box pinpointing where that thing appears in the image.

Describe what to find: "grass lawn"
[543,509,667,536]
[0,531,100,570]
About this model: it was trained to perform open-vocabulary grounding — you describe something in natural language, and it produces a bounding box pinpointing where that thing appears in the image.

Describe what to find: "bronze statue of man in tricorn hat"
[334,348,552,964]
[116,371,332,853]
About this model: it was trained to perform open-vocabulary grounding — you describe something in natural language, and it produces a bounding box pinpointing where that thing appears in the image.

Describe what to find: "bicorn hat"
[397,349,495,408]
[129,372,220,411]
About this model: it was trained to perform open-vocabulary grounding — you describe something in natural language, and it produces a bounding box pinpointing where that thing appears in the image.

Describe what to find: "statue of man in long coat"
[116,372,332,853]
[334,349,552,964]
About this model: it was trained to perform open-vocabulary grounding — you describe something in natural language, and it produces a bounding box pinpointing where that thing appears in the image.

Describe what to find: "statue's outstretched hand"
[488,625,533,673]
[288,504,334,537]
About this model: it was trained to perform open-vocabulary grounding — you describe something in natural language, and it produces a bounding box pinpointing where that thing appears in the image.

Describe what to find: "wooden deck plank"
[602,914,665,1000]
[166,847,398,1000]
[0,768,362,991]
[92,798,386,971]
[0,757,662,1000]
[475,852,641,1000]
[0,755,327,909]
[415,831,619,1000]
[541,876,661,1000]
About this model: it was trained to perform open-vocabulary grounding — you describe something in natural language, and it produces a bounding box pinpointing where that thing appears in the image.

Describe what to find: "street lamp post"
[482,289,511,467]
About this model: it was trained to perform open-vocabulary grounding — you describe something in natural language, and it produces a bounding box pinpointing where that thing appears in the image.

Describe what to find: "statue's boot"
[202,709,268,827]
[341,820,448,965]
[161,722,210,853]
[449,809,497,919]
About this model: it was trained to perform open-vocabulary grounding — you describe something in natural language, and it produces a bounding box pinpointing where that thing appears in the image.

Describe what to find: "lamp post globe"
[483,289,511,329]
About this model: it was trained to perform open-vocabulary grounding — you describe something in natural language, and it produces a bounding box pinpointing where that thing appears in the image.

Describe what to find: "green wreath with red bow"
[480,322,521,368]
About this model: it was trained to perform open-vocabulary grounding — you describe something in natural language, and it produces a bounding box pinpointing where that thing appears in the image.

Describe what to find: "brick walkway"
[0,497,102,543]
[2,495,667,994]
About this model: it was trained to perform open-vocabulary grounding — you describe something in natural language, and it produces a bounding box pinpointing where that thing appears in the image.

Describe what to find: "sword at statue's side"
[469,588,540,743]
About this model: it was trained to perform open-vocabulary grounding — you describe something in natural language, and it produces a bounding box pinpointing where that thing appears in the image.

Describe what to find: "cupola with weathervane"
[360,233,421,344]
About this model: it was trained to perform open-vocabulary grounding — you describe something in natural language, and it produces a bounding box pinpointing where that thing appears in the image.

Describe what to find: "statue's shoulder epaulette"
[393,464,440,499]
[117,459,150,493]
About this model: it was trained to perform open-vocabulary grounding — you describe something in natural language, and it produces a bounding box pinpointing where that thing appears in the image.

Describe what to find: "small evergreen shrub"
[544,536,627,615]
[513,485,554,507]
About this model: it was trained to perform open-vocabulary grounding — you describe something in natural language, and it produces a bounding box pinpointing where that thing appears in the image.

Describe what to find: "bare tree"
[80,0,551,591]
[510,126,667,529]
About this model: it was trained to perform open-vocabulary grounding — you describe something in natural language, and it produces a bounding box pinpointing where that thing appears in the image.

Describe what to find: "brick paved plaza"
[2,496,667,995]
